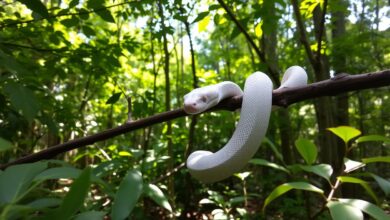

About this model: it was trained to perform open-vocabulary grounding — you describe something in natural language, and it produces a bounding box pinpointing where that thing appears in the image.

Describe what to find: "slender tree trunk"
[157,0,175,208]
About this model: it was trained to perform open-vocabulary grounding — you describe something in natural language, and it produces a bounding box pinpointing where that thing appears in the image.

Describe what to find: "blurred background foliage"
[0,0,389,219]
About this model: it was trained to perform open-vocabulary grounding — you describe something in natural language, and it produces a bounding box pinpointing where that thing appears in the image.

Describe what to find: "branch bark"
[1,69,389,169]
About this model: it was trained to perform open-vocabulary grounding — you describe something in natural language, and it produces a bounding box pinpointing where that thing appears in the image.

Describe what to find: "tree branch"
[1,69,389,169]
[216,0,280,84]
[316,0,328,62]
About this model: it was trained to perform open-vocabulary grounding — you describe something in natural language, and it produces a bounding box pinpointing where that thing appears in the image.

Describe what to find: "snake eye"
[200,95,207,103]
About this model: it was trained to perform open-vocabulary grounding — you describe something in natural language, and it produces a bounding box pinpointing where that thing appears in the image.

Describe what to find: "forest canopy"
[0,0,389,219]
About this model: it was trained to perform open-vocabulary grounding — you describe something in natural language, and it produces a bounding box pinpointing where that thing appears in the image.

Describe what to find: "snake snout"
[184,102,199,114]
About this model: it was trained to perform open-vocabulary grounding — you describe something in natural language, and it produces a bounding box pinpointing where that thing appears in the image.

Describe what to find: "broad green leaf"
[95,8,115,23]
[299,164,333,182]
[229,196,246,205]
[344,158,365,173]
[294,138,317,165]
[17,0,49,18]
[74,211,106,220]
[327,126,361,144]
[338,199,389,220]
[111,170,143,220]
[263,137,284,162]
[106,92,122,104]
[362,156,390,164]
[263,182,323,211]
[338,176,378,203]
[34,167,81,181]
[356,135,390,143]
[370,173,390,196]
[0,49,30,76]
[0,162,47,204]
[69,0,79,8]
[192,11,209,23]
[60,16,79,27]
[249,158,289,173]
[198,15,210,32]
[0,137,14,152]
[4,83,40,122]
[87,0,104,8]
[28,198,61,209]
[144,183,172,212]
[327,201,363,220]
[56,168,92,220]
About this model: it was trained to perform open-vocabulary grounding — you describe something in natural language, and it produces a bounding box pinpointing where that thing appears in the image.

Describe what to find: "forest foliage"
[0,0,389,219]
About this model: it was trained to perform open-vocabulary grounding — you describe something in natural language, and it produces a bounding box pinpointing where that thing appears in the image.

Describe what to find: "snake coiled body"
[184,66,307,183]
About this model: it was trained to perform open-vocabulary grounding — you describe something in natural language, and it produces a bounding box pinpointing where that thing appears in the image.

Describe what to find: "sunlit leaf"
[255,21,263,37]
[0,137,14,153]
[362,156,390,164]
[144,183,172,212]
[356,135,390,143]
[198,15,210,32]
[234,171,251,180]
[294,138,317,165]
[344,158,365,173]
[327,126,361,144]
[263,182,323,211]
[249,158,289,173]
[338,199,389,220]
[17,0,49,18]
[111,170,143,220]
[299,164,333,182]
[338,176,378,203]
[327,201,363,220]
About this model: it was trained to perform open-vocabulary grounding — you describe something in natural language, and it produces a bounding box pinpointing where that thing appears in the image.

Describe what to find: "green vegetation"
[0,0,389,219]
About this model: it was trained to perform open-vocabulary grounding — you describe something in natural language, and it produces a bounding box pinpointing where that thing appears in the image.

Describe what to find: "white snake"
[183,66,307,183]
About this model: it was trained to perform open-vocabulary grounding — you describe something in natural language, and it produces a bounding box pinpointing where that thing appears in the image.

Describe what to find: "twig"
[216,0,280,84]
[316,0,328,62]
[0,69,389,169]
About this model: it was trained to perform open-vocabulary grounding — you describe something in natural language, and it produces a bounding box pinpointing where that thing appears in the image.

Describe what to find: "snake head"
[183,88,219,114]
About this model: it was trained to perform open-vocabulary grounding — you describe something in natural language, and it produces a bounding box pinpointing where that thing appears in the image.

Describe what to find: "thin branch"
[216,0,280,84]
[291,0,317,68]
[0,69,389,169]
[316,0,328,62]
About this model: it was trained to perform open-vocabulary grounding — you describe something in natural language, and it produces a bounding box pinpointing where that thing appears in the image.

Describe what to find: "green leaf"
[34,167,82,181]
[338,199,389,220]
[294,138,317,165]
[87,0,104,8]
[327,126,361,144]
[28,198,61,209]
[0,162,47,204]
[60,16,79,27]
[327,201,363,220]
[198,15,210,32]
[74,211,106,220]
[370,173,390,196]
[362,156,390,164]
[249,158,290,173]
[255,21,263,37]
[299,164,333,182]
[95,8,115,23]
[69,0,79,8]
[0,49,31,76]
[82,26,96,37]
[192,11,209,24]
[344,158,365,173]
[263,137,284,162]
[111,170,143,220]
[263,182,323,211]
[106,92,122,104]
[56,168,92,220]
[4,83,40,122]
[234,171,251,181]
[356,135,390,143]
[0,137,14,152]
[17,0,49,18]
[338,176,378,203]
[144,183,172,212]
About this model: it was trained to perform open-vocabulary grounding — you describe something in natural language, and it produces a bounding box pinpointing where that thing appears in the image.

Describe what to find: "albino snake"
[183,66,307,183]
